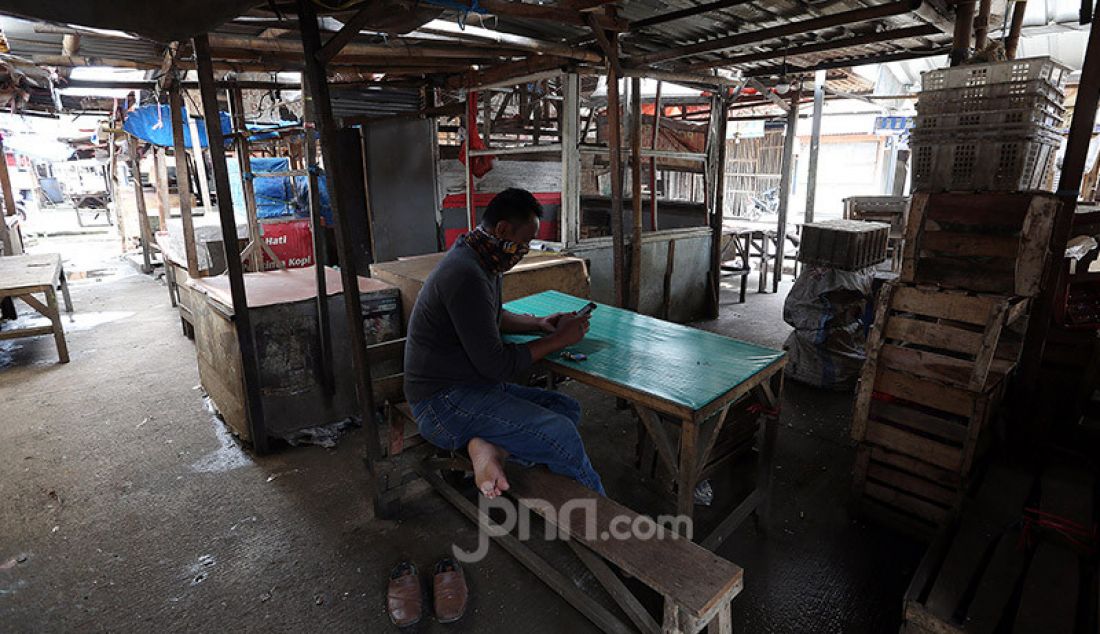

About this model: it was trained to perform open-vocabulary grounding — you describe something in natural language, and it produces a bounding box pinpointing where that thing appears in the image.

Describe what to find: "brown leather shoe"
[432,558,468,624]
[386,561,422,628]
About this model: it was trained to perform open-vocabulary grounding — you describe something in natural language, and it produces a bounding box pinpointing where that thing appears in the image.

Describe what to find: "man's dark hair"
[482,188,543,227]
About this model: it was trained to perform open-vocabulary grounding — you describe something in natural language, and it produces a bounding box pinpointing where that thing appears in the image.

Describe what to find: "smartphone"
[576,302,597,318]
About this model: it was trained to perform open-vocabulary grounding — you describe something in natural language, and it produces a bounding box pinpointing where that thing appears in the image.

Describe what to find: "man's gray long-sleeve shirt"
[403,239,533,403]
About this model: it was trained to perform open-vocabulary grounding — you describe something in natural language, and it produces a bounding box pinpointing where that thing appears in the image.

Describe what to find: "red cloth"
[458,90,494,178]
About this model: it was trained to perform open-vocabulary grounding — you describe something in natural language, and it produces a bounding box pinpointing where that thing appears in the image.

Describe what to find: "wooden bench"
[366,337,423,458]
[422,457,744,634]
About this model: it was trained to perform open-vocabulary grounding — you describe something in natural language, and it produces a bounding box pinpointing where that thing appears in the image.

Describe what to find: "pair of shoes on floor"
[386,558,468,628]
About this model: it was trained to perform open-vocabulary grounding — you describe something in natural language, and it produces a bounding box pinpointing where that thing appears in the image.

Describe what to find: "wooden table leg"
[675,416,698,519]
[58,266,73,313]
[46,287,69,363]
[758,234,769,293]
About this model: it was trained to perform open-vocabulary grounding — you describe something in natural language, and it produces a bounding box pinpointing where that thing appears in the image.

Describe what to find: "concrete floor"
[1,236,923,633]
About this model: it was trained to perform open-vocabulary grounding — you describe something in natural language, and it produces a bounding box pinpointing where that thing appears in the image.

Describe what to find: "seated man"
[404,188,604,498]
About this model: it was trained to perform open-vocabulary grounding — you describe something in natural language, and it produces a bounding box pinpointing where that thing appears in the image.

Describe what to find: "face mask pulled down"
[464,226,530,273]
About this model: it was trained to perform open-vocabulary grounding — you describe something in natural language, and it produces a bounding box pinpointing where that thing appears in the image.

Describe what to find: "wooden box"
[191,267,401,442]
[371,250,590,324]
[901,464,1094,633]
[901,192,1060,296]
[797,219,890,271]
[860,283,1029,393]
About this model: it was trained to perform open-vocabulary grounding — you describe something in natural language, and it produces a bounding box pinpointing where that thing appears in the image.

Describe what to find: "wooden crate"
[852,444,969,541]
[861,283,1030,393]
[901,192,1060,296]
[797,219,890,270]
[902,463,1094,634]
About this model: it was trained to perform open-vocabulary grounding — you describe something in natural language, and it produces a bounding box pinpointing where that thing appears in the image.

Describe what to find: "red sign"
[261,219,314,270]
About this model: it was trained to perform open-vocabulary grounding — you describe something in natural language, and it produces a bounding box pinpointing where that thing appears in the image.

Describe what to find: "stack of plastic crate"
[911,57,1068,192]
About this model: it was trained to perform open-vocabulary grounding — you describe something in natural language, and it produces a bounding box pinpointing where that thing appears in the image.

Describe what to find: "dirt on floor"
[0,234,923,633]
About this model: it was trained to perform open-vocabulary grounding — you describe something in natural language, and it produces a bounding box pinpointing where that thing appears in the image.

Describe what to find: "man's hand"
[537,312,571,334]
[551,313,590,347]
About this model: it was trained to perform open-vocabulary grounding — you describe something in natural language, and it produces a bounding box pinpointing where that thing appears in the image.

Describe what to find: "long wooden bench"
[506,465,743,634]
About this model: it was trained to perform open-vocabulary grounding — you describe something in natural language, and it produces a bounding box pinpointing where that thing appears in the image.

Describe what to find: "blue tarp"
[122,104,233,149]
[226,157,333,224]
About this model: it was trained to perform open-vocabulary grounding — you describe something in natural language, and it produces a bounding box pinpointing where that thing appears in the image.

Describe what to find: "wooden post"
[153,147,170,231]
[608,67,626,307]
[0,135,16,255]
[1005,1,1028,60]
[561,73,581,246]
[301,72,335,397]
[229,85,263,272]
[974,0,993,50]
[950,0,977,66]
[773,88,799,294]
[297,0,384,490]
[185,102,213,212]
[193,33,269,454]
[127,138,154,273]
[629,76,643,312]
[708,93,730,318]
[649,81,662,232]
[1015,12,1100,444]
[105,116,124,253]
[805,69,826,225]
[169,79,200,277]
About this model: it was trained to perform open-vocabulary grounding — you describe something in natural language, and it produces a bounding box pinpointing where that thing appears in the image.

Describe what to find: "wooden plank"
[911,258,1017,295]
[918,232,1020,259]
[0,325,54,339]
[852,283,896,441]
[963,527,1028,633]
[869,446,962,488]
[366,338,405,364]
[968,302,1007,391]
[865,461,958,506]
[924,466,1033,620]
[17,292,49,317]
[863,480,950,524]
[864,420,964,472]
[923,195,1030,226]
[874,368,976,418]
[418,467,635,634]
[869,398,968,444]
[1014,196,1059,296]
[567,541,661,634]
[1011,542,1079,634]
[0,253,61,294]
[884,316,984,356]
[676,417,699,517]
[890,285,999,326]
[901,193,928,282]
[506,465,744,619]
[877,344,980,390]
[633,404,680,477]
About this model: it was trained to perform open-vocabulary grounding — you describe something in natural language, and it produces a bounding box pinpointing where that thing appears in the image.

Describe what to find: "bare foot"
[468,438,510,499]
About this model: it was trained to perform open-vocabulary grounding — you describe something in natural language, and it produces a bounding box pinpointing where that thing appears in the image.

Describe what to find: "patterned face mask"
[464,226,530,273]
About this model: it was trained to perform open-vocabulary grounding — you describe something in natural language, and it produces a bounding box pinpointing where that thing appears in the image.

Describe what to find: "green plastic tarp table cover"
[503,290,785,412]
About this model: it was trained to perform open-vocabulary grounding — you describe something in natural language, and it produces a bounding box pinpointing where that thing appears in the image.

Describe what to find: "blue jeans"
[411,383,605,495]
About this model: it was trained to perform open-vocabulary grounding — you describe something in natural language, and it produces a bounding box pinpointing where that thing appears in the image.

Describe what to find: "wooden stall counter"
[371,250,590,324]
[188,266,401,443]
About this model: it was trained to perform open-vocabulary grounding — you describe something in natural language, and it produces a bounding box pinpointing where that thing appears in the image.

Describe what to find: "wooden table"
[0,254,73,363]
[505,291,787,547]
[725,223,801,294]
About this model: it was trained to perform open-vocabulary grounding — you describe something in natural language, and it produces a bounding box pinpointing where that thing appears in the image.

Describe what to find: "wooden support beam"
[0,135,18,255]
[629,77,643,312]
[631,0,753,30]
[742,45,950,77]
[208,33,513,60]
[631,0,923,65]
[445,55,570,91]
[1005,1,1028,59]
[685,24,940,71]
[418,19,602,62]
[773,88,799,294]
[804,69,825,225]
[152,147,170,231]
[562,73,581,246]
[586,12,621,77]
[168,80,199,278]
[317,5,378,64]
[302,73,335,398]
[127,139,153,273]
[707,92,730,318]
[974,0,993,49]
[475,0,628,30]
[194,33,269,454]
[297,0,385,509]
[607,55,626,307]
[950,0,977,66]
[228,86,265,272]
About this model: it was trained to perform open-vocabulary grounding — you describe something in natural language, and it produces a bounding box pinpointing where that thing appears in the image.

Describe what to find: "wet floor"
[0,236,923,633]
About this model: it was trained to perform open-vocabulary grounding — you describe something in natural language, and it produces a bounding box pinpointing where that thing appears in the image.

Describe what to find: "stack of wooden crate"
[850,192,1060,539]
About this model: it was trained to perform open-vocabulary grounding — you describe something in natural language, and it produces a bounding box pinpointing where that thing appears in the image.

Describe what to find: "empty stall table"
[0,253,73,363]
